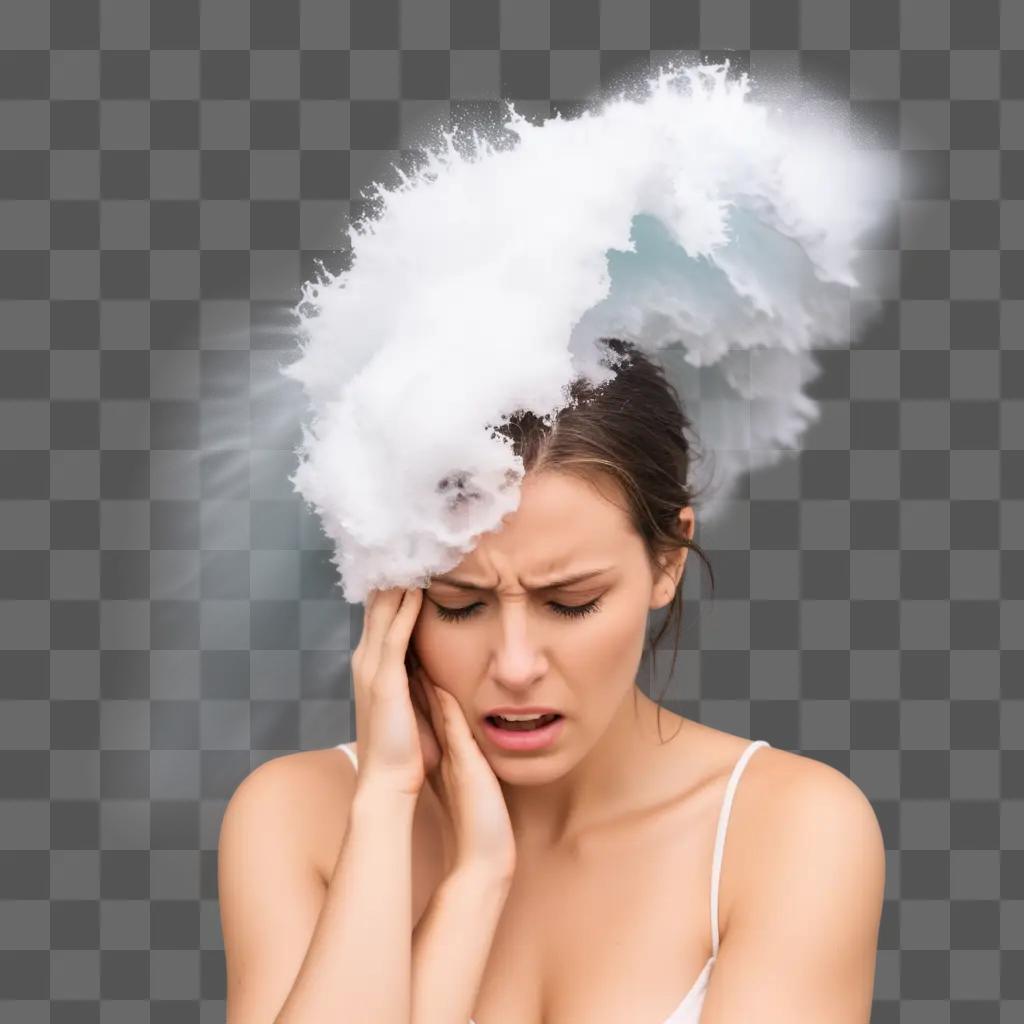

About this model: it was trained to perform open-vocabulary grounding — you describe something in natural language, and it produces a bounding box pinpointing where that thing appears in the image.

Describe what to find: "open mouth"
[485,713,562,732]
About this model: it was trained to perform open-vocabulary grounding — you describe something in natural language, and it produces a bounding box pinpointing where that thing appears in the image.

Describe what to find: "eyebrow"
[430,567,615,592]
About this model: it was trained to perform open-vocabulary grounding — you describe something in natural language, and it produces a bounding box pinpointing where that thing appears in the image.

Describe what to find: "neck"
[495,686,685,853]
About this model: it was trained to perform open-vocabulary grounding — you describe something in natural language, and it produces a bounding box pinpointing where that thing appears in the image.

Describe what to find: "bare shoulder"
[711,734,885,939]
[727,738,883,861]
[724,737,884,913]
[232,744,358,815]
[223,745,359,884]
[218,746,360,1018]
[743,741,880,835]
[697,737,886,1022]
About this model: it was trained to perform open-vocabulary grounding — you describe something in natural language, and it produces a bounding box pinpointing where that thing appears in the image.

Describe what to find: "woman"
[218,344,886,1023]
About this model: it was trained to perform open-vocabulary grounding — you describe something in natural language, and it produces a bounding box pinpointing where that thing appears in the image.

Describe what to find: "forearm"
[276,782,418,1023]
[411,866,511,1024]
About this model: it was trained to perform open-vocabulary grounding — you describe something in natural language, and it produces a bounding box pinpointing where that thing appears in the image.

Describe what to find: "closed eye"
[432,597,603,623]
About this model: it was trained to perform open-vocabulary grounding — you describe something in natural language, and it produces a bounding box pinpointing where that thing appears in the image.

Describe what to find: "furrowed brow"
[431,567,614,591]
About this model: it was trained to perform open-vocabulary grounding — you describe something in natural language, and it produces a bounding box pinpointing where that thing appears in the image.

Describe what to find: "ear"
[649,506,696,611]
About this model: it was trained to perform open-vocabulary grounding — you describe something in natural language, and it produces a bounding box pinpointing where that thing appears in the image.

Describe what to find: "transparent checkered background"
[1,0,1022,1020]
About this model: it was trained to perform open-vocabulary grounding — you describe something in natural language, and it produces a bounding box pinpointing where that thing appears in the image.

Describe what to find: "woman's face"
[411,470,693,759]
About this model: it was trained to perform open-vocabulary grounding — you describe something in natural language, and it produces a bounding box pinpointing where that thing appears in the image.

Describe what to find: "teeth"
[495,713,545,721]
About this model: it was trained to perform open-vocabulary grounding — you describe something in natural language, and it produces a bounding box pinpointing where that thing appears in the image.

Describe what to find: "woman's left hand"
[412,662,517,885]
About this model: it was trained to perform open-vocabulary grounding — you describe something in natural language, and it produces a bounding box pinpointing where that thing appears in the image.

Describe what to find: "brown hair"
[491,337,716,742]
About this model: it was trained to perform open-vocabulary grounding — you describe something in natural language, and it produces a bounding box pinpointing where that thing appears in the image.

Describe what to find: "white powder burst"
[279,60,895,604]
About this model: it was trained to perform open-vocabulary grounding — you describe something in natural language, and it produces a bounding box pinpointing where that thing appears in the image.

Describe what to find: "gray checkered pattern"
[0,0,1021,1020]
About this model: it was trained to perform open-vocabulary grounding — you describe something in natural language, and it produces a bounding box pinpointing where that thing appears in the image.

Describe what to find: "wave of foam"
[280,60,895,604]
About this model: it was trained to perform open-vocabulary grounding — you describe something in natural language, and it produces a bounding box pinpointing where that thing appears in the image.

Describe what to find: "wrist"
[352,776,420,818]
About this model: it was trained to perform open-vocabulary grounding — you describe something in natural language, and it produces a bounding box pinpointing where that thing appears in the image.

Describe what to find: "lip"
[481,714,566,752]
[482,706,562,717]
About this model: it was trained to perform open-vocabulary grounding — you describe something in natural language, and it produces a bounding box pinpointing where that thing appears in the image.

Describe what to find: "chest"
[452,792,721,1024]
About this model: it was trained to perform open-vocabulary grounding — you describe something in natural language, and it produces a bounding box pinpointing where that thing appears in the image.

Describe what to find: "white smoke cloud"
[279,60,895,604]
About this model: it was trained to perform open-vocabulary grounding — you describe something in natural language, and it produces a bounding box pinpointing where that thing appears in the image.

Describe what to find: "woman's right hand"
[351,586,439,797]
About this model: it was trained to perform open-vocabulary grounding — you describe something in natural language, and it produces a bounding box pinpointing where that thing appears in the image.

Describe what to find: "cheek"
[410,615,468,681]
[573,596,648,670]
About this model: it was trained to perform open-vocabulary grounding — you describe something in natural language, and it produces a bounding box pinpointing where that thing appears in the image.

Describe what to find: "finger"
[430,683,475,756]
[405,644,420,678]
[408,662,430,722]
[361,587,405,659]
[360,587,381,630]
[380,588,423,670]
[353,590,374,656]
[432,685,463,731]
[366,589,385,618]
[373,589,423,702]
[409,669,441,767]
[420,671,449,760]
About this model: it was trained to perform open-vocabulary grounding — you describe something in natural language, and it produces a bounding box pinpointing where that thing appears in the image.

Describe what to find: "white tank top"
[335,737,771,1024]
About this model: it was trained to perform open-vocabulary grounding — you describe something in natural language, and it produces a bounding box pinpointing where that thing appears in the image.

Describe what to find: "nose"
[489,601,547,689]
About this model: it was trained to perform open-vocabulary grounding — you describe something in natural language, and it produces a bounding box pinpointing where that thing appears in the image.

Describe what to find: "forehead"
[455,470,635,574]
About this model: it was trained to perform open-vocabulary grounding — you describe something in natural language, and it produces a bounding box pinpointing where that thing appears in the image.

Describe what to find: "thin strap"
[337,742,359,771]
[710,739,770,957]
